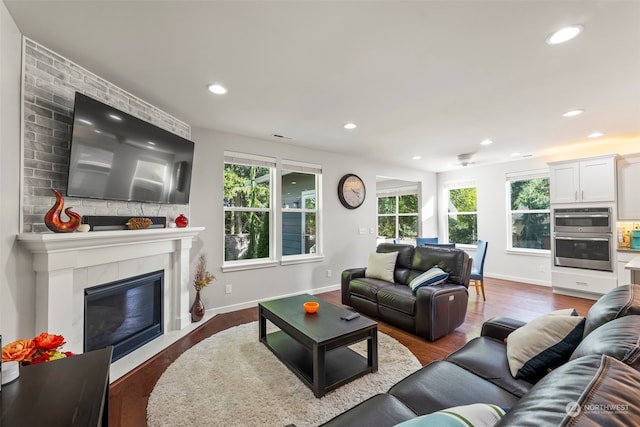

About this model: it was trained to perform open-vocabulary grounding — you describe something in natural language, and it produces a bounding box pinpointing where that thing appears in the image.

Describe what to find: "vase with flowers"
[2,333,74,385]
[190,255,215,322]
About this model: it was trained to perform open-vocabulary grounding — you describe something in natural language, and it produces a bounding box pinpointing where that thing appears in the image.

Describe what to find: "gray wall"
[1,0,32,342]
[190,127,437,312]
[22,39,191,232]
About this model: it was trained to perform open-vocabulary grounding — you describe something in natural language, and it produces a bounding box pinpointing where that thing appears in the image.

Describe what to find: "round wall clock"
[338,174,366,209]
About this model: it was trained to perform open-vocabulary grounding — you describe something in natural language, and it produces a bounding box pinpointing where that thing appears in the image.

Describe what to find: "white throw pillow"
[393,403,507,427]
[364,251,398,283]
[506,309,584,380]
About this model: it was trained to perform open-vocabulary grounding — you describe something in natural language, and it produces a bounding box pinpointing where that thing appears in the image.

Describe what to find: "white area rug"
[147,321,421,427]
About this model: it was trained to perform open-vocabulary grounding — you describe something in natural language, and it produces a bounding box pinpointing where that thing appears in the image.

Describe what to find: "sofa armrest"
[341,267,366,306]
[481,317,527,342]
[415,284,469,340]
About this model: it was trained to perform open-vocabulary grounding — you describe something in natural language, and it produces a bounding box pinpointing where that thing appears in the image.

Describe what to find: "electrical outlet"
[225,284,232,294]
[326,269,332,278]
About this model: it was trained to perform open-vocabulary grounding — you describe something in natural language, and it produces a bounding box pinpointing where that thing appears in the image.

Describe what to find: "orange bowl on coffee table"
[303,301,319,314]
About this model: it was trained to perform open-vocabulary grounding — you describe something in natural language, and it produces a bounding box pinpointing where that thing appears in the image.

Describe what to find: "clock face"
[338,174,366,209]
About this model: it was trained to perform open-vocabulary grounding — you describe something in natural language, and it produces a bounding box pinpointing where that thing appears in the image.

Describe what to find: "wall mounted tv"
[67,92,194,204]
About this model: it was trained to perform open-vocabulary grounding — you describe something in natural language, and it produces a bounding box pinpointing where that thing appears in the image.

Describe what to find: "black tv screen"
[67,92,194,204]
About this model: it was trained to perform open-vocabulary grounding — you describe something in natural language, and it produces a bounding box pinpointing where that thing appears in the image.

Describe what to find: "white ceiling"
[4,0,640,172]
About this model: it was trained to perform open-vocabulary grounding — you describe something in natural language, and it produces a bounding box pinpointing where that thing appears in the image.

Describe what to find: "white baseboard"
[484,273,551,288]
[210,284,342,316]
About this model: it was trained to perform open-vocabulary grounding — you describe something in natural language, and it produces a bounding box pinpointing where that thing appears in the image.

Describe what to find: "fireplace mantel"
[18,227,204,378]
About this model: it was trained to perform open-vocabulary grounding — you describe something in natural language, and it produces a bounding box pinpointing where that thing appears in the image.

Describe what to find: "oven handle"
[554,214,610,218]
[554,236,610,242]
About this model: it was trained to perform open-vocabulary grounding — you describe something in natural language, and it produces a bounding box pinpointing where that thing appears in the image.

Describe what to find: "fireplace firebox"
[84,270,164,361]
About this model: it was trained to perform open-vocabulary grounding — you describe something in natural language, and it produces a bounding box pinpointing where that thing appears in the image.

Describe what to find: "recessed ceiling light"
[344,123,357,130]
[480,139,493,146]
[109,114,122,121]
[588,132,605,138]
[511,152,522,157]
[562,109,584,117]
[546,25,583,45]
[208,84,228,95]
[412,156,422,160]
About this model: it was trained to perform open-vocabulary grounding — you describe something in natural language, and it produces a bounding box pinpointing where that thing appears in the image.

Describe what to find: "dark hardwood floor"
[109,278,595,427]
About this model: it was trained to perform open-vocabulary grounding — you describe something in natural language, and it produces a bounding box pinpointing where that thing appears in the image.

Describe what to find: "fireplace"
[84,270,164,361]
[18,226,204,381]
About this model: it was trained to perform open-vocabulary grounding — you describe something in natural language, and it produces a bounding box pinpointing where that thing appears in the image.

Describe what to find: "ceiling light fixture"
[344,123,357,130]
[412,156,422,160]
[588,132,605,138]
[208,84,228,95]
[562,109,584,117]
[480,139,493,146]
[109,114,122,121]
[546,25,583,45]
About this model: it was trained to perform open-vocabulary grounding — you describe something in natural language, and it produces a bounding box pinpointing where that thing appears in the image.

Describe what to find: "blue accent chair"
[416,237,438,246]
[470,239,488,301]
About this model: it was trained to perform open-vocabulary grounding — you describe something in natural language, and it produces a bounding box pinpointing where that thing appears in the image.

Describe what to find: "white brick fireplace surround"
[18,227,204,381]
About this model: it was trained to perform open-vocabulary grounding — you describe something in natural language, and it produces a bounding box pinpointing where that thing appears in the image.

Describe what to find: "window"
[377,193,419,240]
[281,160,322,257]
[446,185,477,245]
[508,173,550,250]
[223,153,275,262]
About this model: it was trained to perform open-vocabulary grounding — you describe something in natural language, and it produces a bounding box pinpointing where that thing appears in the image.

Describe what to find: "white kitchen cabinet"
[617,155,640,220]
[552,268,617,298]
[549,155,616,204]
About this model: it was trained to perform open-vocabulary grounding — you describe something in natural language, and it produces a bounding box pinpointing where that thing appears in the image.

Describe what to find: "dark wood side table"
[1,346,112,427]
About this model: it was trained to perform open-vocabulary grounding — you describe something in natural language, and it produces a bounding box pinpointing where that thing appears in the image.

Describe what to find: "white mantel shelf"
[18,226,204,253]
[18,227,205,381]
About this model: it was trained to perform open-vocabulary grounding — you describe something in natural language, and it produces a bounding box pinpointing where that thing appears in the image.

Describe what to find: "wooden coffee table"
[259,294,378,397]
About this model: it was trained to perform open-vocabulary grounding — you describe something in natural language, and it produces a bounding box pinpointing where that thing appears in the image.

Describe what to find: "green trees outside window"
[224,163,271,261]
[447,187,477,245]
[510,177,550,250]
[377,194,418,240]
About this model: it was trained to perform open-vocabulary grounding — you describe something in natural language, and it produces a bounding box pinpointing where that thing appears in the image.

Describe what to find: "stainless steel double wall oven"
[553,207,613,272]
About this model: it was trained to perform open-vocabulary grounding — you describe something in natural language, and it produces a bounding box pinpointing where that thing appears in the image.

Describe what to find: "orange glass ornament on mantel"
[44,189,81,233]
[175,214,188,228]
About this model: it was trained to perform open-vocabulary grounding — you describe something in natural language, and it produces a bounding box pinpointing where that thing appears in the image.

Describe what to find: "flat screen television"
[67,92,194,204]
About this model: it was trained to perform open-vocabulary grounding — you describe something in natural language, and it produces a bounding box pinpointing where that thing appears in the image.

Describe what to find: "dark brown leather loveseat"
[322,284,640,426]
[341,243,472,341]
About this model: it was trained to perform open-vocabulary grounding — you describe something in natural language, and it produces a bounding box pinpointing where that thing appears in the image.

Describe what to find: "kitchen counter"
[625,256,640,284]
[618,247,640,253]
[625,256,640,270]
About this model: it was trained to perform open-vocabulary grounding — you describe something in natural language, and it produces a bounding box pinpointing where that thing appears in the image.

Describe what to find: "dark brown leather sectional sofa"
[322,284,640,426]
[341,243,472,341]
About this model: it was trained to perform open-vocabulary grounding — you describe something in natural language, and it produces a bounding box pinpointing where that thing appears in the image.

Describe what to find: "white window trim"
[223,152,277,268]
[376,192,419,240]
[281,161,323,260]
[222,155,324,270]
[444,184,478,245]
[505,171,551,252]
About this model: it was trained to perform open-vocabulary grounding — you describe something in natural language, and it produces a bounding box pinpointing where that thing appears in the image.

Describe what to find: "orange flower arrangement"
[2,333,74,365]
